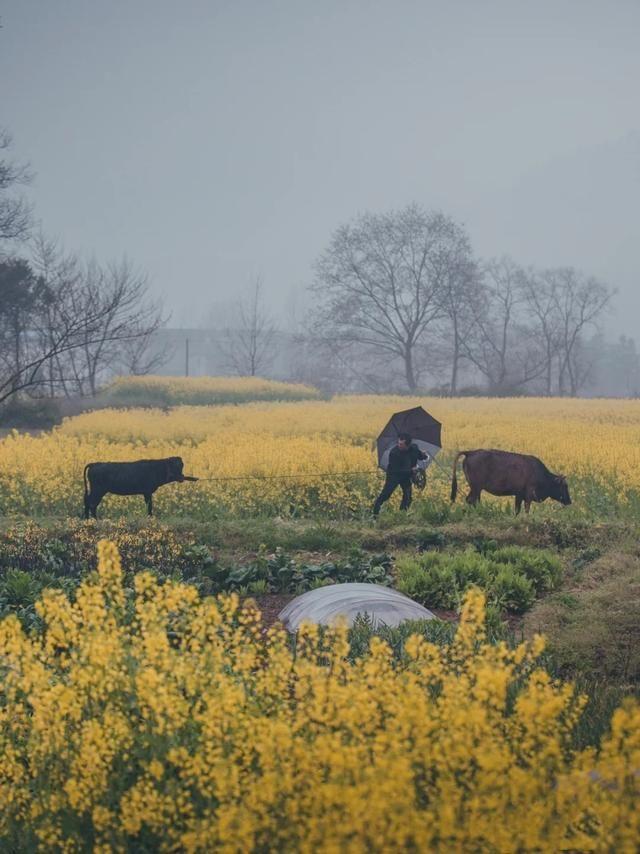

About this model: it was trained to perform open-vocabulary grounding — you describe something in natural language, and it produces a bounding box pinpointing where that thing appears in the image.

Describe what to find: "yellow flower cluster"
[0,541,638,851]
[2,395,640,517]
[104,374,321,405]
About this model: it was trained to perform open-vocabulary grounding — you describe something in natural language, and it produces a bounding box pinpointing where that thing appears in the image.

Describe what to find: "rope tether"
[194,470,379,483]
[193,457,450,483]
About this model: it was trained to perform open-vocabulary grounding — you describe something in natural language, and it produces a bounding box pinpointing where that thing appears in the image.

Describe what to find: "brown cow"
[451,449,571,515]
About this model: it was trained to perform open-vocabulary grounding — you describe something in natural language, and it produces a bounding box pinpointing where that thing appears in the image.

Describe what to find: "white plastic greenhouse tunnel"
[278,583,436,632]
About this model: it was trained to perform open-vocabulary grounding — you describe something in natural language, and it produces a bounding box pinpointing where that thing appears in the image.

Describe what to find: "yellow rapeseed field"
[2,395,640,517]
[0,540,638,851]
[103,374,321,405]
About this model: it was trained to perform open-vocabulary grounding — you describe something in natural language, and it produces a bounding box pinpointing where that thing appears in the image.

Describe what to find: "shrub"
[0,542,637,851]
[0,396,61,429]
[397,546,557,614]
[396,555,460,608]
[491,545,562,593]
[490,565,536,614]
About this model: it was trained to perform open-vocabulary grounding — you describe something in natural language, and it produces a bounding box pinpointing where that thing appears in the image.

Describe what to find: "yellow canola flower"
[2,394,640,517]
[0,542,638,851]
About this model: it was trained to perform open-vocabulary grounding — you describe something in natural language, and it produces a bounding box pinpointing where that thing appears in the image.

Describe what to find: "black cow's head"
[166,456,185,483]
[551,474,571,506]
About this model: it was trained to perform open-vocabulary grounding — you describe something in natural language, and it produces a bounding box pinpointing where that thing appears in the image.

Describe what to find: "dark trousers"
[373,475,412,516]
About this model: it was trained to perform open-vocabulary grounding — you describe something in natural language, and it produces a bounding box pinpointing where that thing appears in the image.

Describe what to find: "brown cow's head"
[552,474,571,506]
[166,456,185,483]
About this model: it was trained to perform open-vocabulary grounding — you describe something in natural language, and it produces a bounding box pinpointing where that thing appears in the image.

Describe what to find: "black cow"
[451,449,571,515]
[83,457,198,519]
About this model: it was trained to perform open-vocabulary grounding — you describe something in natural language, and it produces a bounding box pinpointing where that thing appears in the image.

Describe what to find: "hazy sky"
[2,1,639,333]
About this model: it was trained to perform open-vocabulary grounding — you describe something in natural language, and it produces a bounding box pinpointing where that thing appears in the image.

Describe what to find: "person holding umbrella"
[374,406,442,518]
[373,432,427,517]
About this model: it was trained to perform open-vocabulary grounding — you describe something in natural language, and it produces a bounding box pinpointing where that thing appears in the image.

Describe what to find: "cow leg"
[466,487,481,506]
[144,493,153,516]
[523,485,536,514]
[515,495,523,515]
[86,490,104,520]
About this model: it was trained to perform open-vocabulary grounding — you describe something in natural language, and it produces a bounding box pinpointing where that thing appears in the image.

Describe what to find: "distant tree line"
[1,122,633,402]
[303,204,617,396]
[0,128,165,410]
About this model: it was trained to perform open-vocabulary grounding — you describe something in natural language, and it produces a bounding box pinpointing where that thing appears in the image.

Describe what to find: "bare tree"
[116,326,173,377]
[0,129,33,245]
[72,258,167,394]
[552,267,613,395]
[461,257,535,393]
[30,233,83,397]
[311,204,471,392]
[463,260,613,397]
[436,252,481,394]
[0,240,167,406]
[519,268,564,395]
[219,277,278,376]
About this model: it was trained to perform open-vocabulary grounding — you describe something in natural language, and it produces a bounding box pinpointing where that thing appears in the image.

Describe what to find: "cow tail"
[83,464,91,499]
[450,451,467,503]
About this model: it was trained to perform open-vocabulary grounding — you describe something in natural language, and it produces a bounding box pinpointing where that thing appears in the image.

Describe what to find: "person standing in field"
[373,432,427,517]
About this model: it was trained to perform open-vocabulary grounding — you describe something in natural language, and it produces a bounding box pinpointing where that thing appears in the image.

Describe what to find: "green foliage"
[347,615,456,661]
[0,535,393,625]
[491,545,562,593]
[396,544,562,614]
[216,547,394,595]
[490,566,535,613]
[0,568,39,608]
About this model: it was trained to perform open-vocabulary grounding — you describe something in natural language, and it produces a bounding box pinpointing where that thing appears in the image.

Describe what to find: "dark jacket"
[386,443,427,480]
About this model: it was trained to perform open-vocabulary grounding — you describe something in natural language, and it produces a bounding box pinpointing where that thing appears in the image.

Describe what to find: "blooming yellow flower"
[0,543,637,851]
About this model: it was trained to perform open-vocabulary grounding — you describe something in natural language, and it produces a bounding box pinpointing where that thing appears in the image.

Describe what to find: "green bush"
[490,565,535,613]
[491,545,562,593]
[396,556,459,608]
[397,545,557,614]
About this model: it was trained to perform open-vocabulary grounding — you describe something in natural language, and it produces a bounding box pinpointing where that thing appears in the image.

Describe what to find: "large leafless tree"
[0,238,167,406]
[311,204,473,392]
[70,257,167,395]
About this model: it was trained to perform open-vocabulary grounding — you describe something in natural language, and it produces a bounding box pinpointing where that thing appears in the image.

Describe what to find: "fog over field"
[2,1,639,329]
[1,1,639,398]
[3,7,640,845]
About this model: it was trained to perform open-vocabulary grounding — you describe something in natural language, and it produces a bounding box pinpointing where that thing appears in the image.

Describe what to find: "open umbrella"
[376,406,442,474]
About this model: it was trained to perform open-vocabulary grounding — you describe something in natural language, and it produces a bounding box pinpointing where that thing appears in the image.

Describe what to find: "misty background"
[1,0,639,402]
